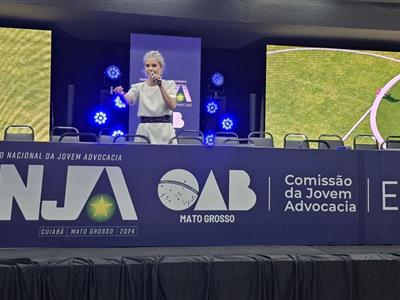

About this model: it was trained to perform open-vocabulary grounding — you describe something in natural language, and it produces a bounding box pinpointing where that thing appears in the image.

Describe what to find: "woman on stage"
[114,50,177,144]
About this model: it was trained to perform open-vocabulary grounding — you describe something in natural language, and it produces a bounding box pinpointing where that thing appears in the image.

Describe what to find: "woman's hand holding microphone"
[150,72,162,87]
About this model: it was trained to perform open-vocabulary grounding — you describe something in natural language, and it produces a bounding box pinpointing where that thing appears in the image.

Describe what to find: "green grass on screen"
[266,45,400,148]
[0,27,51,141]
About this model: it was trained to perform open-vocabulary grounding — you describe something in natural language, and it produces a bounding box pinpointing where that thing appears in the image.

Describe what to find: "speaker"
[249,93,256,132]
[67,84,75,126]
[260,96,265,132]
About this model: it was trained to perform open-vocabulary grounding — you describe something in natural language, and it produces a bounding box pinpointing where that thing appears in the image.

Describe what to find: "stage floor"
[1,245,400,258]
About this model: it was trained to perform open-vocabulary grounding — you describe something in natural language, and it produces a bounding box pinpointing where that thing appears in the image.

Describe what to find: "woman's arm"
[113,86,135,104]
[159,84,177,110]
[151,74,176,110]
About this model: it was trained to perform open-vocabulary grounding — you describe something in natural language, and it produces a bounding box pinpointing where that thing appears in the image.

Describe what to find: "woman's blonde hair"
[143,50,165,68]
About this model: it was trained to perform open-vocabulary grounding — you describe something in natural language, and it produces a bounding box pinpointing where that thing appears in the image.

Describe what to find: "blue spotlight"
[221,117,234,131]
[112,130,125,137]
[105,65,121,80]
[114,95,126,108]
[211,72,225,87]
[204,132,215,146]
[94,111,107,125]
[206,101,218,114]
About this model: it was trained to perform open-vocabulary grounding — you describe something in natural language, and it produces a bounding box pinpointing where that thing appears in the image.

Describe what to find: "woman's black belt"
[140,115,172,123]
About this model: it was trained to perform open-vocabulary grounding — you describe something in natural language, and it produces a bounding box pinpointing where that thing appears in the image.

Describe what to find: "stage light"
[112,130,124,137]
[211,72,225,87]
[206,101,218,114]
[94,111,107,125]
[204,132,215,146]
[105,65,121,80]
[221,117,234,131]
[114,95,126,108]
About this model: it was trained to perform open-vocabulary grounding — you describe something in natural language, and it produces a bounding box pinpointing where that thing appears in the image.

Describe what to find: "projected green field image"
[0,27,51,141]
[266,45,400,148]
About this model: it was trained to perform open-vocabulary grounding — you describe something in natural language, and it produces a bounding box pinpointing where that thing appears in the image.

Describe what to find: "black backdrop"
[51,31,267,137]
[48,32,400,138]
[1,253,400,300]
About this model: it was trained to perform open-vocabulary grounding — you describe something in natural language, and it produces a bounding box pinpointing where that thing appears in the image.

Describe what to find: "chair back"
[177,130,204,140]
[248,131,274,147]
[222,138,255,147]
[4,125,34,141]
[284,133,309,149]
[51,126,79,142]
[114,134,150,144]
[59,132,97,143]
[305,139,331,149]
[353,134,378,150]
[98,128,114,143]
[214,131,239,145]
[382,136,400,150]
[318,134,344,150]
[169,136,203,145]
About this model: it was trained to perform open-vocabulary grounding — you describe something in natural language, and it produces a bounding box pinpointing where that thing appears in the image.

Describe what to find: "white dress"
[125,80,177,144]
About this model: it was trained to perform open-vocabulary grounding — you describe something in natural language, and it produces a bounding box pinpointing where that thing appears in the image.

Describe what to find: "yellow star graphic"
[90,197,112,217]
[176,93,185,102]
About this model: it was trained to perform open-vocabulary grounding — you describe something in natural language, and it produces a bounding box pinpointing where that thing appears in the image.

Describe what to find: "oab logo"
[157,169,256,212]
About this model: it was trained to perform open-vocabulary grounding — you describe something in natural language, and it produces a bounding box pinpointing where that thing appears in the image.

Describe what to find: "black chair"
[170,130,204,145]
[4,125,34,141]
[113,134,150,144]
[98,128,114,144]
[51,126,79,142]
[177,129,204,140]
[248,131,274,147]
[304,139,330,149]
[284,133,309,149]
[214,132,239,145]
[59,132,98,143]
[353,134,378,150]
[318,134,344,150]
[169,136,203,145]
[222,138,255,147]
[381,136,400,150]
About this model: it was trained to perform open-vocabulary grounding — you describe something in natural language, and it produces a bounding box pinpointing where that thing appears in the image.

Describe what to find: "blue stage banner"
[0,142,369,247]
[363,151,400,244]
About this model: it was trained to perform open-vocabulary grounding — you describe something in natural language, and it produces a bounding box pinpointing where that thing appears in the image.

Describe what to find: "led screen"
[266,45,400,147]
[0,27,51,141]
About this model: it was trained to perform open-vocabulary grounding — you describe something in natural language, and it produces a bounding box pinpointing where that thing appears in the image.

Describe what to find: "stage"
[2,142,400,299]
[1,246,400,300]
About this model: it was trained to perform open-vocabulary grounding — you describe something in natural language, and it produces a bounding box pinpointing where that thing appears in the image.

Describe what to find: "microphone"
[150,72,162,86]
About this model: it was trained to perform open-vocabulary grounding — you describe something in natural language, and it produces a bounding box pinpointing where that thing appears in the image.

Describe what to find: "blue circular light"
[206,101,218,114]
[105,65,121,80]
[112,130,124,137]
[205,133,215,146]
[211,72,225,87]
[114,96,126,108]
[94,111,107,125]
[221,117,234,130]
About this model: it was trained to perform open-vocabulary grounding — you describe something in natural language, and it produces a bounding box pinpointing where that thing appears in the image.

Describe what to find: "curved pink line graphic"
[370,74,400,145]
[268,48,400,63]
